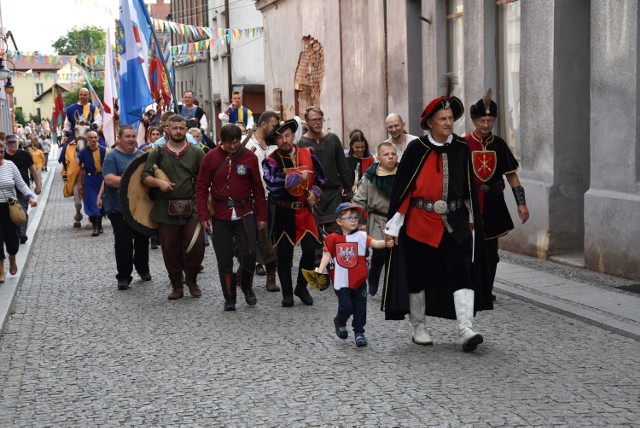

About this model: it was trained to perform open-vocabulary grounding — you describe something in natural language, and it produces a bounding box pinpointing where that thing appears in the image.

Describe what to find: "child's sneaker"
[334,317,348,340]
[355,333,368,347]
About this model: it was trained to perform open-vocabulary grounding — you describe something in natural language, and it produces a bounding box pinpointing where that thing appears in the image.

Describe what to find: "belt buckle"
[479,184,490,192]
[226,200,235,207]
[292,201,303,209]
[433,200,448,215]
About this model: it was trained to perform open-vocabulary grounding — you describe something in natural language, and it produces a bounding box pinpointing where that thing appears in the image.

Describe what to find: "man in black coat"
[382,92,492,352]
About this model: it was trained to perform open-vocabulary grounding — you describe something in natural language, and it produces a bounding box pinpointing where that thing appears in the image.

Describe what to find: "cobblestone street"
[0,171,638,426]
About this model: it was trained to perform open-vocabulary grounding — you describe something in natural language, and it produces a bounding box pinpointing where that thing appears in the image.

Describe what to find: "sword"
[186,222,202,254]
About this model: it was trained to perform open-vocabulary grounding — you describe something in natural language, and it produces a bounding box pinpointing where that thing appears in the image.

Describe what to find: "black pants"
[0,203,19,260]
[485,237,499,291]
[211,214,258,277]
[276,232,319,291]
[405,232,473,294]
[108,212,150,282]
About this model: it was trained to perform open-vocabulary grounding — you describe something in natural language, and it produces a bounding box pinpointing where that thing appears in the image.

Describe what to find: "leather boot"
[367,263,383,296]
[221,273,237,311]
[265,262,279,292]
[0,261,5,283]
[184,266,202,298]
[409,292,433,345]
[294,274,313,306]
[280,271,294,307]
[168,273,184,300]
[98,216,104,234]
[453,288,484,352]
[91,216,100,237]
[240,266,257,306]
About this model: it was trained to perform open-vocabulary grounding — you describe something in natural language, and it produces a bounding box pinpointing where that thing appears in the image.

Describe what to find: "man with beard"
[382,82,492,352]
[383,113,418,162]
[263,119,327,307]
[142,115,205,300]
[245,110,280,291]
[298,106,353,234]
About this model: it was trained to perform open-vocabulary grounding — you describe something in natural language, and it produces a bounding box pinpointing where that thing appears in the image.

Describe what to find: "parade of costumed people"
[382,74,493,352]
[466,89,530,301]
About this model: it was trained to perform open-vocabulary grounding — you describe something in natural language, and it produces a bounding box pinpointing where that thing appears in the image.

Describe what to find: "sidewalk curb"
[0,147,58,337]
[495,278,640,341]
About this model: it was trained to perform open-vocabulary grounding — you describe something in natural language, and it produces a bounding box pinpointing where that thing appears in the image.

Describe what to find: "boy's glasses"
[340,216,359,221]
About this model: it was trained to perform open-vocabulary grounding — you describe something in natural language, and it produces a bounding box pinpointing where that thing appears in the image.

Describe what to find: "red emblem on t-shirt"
[335,242,358,269]
[472,150,497,182]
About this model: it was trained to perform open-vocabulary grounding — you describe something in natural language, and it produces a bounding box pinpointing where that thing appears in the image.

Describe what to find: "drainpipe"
[383,0,388,120]
[224,0,232,99]
[338,2,345,145]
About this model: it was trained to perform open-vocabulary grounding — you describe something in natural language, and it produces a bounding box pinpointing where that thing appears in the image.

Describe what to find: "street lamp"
[4,76,14,95]
[0,56,12,81]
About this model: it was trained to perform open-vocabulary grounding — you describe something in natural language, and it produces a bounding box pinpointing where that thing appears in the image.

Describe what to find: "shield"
[472,150,497,182]
[301,269,331,291]
[119,152,158,235]
[336,242,358,269]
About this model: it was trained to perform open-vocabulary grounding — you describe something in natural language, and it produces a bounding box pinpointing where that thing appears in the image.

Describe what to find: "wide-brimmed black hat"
[469,88,498,119]
[419,96,464,130]
[266,119,299,145]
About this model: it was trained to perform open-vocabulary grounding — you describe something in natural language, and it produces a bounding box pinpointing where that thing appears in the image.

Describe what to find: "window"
[447,0,465,135]
[35,83,44,96]
[497,0,521,157]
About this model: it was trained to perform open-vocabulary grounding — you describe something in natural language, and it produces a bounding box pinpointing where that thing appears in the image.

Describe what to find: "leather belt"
[215,198,246,207]
[275,200,309,209]
[478,180,505,195]
[410,198,464,215]
[85,171,102,176]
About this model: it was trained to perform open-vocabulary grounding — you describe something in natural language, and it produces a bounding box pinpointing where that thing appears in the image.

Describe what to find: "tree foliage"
[15,108,25,126]
[52,25,106,56]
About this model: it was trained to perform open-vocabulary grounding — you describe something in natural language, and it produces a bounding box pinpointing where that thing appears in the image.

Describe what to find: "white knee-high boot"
[409,291,433,345]
[453,288,483,352]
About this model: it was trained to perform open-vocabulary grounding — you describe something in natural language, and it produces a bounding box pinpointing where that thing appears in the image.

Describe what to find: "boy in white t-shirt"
[316,202,393,346]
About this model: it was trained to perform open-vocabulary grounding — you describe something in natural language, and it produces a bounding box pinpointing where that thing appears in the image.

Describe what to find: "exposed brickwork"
[294,36,324,112]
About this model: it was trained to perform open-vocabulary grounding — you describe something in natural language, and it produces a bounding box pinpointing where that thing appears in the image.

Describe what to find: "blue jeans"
[335,283,367,335]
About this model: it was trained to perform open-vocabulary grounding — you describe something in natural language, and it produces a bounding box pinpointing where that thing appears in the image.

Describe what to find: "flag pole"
[137,1,179,114]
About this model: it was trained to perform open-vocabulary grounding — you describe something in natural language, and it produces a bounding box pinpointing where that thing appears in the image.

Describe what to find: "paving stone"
[0,170,639,426]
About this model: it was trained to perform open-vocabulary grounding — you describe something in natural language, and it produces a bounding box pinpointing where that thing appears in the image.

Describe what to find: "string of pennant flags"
[149,19,264,55]
[3,23,263,68]
[12,70,106,82]
[4,51,106,67]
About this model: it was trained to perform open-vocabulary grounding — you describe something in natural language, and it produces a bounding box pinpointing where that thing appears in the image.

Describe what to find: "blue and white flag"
[118,0,153,127]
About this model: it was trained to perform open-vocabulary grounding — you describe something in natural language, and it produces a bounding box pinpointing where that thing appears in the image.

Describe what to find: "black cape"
[381,135,493,320]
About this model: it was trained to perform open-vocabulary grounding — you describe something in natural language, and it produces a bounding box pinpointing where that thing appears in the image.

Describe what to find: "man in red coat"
[383,87,492,352]
[196,124,267,311]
